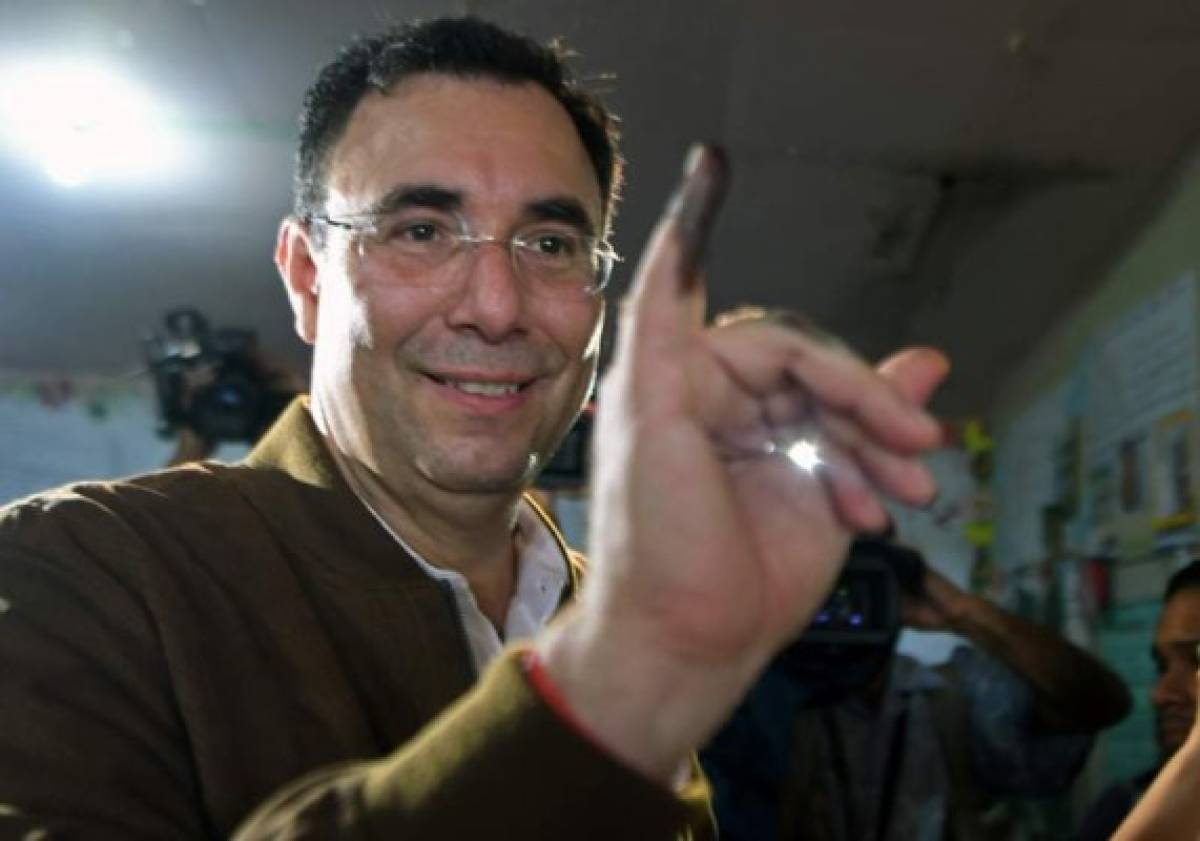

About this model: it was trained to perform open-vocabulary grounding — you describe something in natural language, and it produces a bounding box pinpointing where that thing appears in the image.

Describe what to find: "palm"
[593,337,850,668]
[725,449,849,644]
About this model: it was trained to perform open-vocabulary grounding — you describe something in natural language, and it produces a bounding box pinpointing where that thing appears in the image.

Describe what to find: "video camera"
[143,308,293,444]
[771,537,926,706]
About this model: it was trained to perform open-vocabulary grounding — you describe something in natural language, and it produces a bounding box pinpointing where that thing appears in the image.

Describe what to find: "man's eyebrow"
[367,184,464,216]
[526,197,596,237]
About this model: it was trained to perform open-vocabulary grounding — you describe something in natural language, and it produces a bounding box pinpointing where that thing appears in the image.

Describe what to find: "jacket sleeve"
[950,646,1094,795]
[0,495,713,840]
[235,647,714,840]
[0,529,212,838]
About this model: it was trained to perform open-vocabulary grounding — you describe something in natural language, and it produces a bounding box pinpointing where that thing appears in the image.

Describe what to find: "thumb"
[877,347,951,407]
[622,144,730,357]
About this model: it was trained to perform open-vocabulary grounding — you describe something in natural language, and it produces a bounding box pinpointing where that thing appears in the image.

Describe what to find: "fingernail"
[670,143,730,289]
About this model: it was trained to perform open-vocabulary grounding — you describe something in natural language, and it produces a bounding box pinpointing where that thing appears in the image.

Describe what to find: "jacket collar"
[244,395,344,490]
[240,397,580,599]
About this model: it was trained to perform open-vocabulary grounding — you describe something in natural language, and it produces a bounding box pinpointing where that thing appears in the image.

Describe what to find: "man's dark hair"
[294,16,622,232]
[1165,559,1200,601]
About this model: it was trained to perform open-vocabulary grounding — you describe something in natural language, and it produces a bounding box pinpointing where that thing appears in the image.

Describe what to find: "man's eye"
[531,232,578,257]
[397,222,441,243]
[377,217,451,246]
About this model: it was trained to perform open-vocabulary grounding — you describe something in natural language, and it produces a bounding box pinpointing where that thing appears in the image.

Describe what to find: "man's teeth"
[447,380,523,396]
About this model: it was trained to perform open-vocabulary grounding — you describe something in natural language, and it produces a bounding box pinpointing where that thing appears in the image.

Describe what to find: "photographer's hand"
[901,565,971,631]
[536,145,949,782]
[907,565,1131,731]
[163,345,305,467]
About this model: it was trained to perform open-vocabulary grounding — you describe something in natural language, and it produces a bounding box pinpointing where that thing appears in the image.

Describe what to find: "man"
[1077,560,1200,841]
[705,537,1131,840]
[0,17,947,839]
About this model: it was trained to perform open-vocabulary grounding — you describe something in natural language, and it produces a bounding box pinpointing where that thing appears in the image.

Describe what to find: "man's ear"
[275,217,320,345]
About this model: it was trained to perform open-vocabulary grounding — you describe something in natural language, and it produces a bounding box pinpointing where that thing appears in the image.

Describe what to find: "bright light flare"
[785,439,823,473]
[0,59,178,187]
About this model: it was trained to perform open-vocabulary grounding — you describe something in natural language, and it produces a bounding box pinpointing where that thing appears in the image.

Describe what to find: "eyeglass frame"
[305,209,621,297]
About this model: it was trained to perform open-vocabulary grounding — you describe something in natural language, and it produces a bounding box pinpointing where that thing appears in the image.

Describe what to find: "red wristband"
[521,649,601,748]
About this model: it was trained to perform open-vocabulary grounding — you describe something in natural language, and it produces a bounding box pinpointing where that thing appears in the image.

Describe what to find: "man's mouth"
[426,374,533,397]
[1157,709,1195,745]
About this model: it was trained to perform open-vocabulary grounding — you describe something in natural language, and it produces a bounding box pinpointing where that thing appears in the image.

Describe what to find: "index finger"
[623,144,730,354]
[673,144,730,289]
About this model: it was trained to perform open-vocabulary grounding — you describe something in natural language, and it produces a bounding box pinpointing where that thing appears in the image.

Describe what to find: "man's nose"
[446,240,526,341]
[1152,665,1193,708]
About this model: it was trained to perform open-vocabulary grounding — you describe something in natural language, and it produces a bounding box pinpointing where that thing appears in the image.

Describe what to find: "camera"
[143,308,293,444]
[771,537,926,706]
[799,538,924,645]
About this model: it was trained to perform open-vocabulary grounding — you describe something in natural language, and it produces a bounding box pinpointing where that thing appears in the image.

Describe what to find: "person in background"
[0,16,948,839]
[163,348,306,466]
[1109,670,1200,840]
[1077,559,1200,840]
[706,535,1131,841]
[1107,565,1200,841]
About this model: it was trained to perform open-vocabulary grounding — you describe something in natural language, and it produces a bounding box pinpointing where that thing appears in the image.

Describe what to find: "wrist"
[534,606,762,783]
[521,647,602,749]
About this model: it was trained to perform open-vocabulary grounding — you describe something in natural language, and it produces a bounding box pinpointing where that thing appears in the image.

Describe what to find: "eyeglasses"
[309,209,620,298]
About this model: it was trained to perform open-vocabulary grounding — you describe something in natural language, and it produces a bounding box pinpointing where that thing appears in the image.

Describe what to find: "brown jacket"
[0,400,711,839]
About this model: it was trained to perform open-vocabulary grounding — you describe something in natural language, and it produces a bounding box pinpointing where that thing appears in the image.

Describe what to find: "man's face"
[296,74,605,495]
[1151,588,1200,758]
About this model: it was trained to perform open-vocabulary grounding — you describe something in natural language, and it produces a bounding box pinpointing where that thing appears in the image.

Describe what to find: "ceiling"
[3,0,1200,414]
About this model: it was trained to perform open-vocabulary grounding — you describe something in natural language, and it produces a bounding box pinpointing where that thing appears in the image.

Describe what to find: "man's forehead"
[323,73,602,220]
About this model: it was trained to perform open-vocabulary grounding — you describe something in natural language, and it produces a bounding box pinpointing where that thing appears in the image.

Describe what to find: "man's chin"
[1159,720,1194,759]
[416,451,540,496]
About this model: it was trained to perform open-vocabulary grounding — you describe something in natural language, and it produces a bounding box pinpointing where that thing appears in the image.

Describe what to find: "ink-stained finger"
[670,145,730,289]
[619,144,731,356]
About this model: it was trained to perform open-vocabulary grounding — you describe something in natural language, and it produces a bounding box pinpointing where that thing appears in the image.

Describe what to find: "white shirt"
[348,463,697,788]
[361,494,570,674]
[310,398,571,674]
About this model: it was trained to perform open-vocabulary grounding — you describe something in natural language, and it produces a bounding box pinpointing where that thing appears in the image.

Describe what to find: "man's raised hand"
[537,145,949,782]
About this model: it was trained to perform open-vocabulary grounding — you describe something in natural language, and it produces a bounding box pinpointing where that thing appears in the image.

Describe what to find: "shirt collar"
[361,494,569,673]
[247,396,574,666]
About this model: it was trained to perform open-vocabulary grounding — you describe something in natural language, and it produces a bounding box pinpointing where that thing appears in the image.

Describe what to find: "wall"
[995,152,1200,422]
[0,374,246,506]
[990,151,1200,808]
